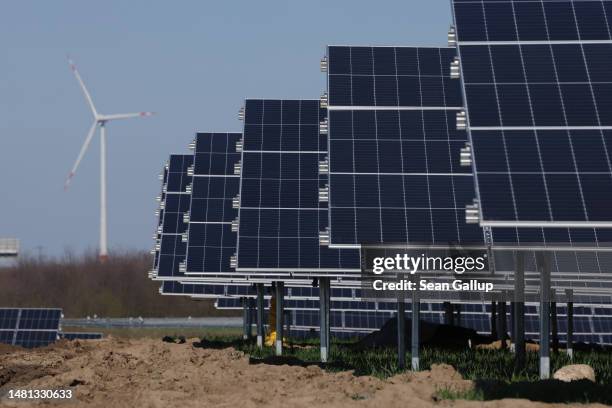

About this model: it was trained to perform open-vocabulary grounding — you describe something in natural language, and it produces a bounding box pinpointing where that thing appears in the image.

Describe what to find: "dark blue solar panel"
[0,309,62,348]
[14,331,58,348]
[167,155,193,193]
[0,331,14,344]
[157,235,185,278]
[185,133,241,274]
[193,132,242,176]
[0,309,19,330]
[236,99,361,272]
[453,0,612,43]
[155,155,192,279]
[452,0,612,226]
[18,309,62,330]
[327,46,485,247]
[328,46,462,107]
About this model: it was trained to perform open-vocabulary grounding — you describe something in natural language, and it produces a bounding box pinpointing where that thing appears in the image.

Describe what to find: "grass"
[214,335,612,404]
[435,387,484,401]
[84,327,612,404]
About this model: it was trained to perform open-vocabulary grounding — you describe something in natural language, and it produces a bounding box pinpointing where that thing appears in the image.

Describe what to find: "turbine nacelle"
[95,112,156,123]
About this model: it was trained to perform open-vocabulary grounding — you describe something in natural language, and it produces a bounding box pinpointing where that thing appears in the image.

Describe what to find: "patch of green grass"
[435,387,484,401]
[226,336,612,403]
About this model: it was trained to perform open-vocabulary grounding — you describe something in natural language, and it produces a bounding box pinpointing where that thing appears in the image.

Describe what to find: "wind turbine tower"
[65,57,154,262]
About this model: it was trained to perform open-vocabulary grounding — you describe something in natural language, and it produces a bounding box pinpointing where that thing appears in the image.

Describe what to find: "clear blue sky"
[0,1,452,257]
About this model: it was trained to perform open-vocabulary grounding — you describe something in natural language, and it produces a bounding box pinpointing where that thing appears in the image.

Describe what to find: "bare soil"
[0,337,606,407]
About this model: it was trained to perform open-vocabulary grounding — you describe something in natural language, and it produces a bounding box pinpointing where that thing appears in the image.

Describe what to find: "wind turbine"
[64,57,154,262]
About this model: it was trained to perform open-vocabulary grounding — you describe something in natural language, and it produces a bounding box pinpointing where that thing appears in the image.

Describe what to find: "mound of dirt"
[358,317,491,350]
[0,336,604,407]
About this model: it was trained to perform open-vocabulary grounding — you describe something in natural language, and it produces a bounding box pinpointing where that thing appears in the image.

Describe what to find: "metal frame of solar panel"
[234,99,361,276]
[451,0,612,231]
[0,308,61,348]
[324,45,486,250]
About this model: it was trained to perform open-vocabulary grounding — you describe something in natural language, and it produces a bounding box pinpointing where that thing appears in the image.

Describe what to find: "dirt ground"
[0,337,607,408]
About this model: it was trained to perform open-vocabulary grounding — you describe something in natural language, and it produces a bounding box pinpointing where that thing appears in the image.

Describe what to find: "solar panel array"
[0,308,62,348]
[147,1,612,346]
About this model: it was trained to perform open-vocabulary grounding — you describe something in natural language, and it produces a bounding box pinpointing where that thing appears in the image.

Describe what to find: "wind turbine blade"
[67,56,98,117]
[102,112,156,121]
[65,121,98,190]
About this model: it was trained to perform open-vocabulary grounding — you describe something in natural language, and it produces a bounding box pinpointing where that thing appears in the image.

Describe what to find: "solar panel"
[452,0,612,228]
[14,331,59,348]
[0,308,19,330]
[184,133,241,275]
[18,308,63,330]
[60,332,103,340]
[154,154,192,280]
[327,46,463,108]
[326,46,485,248]
[0,308,61,348]
[235,99,361,272]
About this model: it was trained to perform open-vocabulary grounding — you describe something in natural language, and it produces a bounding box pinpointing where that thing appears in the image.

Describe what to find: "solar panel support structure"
[490,302,497,340]
[320,277,330,363]
[551,293,559,354]
[242,298,250,340]
[566,289,574,360]
[443,302,454,326]
[411,289,420,371]
[247,298,254,340]
[497,297,507,350]
[275,282,284,356]
[537,253,552,380]
[256,284,265,348]
[397,297,406,370]
[513,252,526,371]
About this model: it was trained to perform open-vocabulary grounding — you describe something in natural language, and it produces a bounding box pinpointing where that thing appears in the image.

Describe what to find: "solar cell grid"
[452,0,612,226]
[326,46,485,247]
[327,46,462,108]
[14,331,58,348]
[155,155,192,280]
[0,309,19,330]
[185,133,241,275]
[236,99,361,272]
[0,309,62,348]
[18,309,62,330]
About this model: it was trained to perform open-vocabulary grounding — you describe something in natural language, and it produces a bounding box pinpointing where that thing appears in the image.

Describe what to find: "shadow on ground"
[192,337,247,349]
[475,379,612,404]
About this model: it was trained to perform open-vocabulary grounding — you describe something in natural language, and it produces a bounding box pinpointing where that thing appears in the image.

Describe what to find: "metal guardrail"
[62,317,243,328]
[0,238,19,257]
